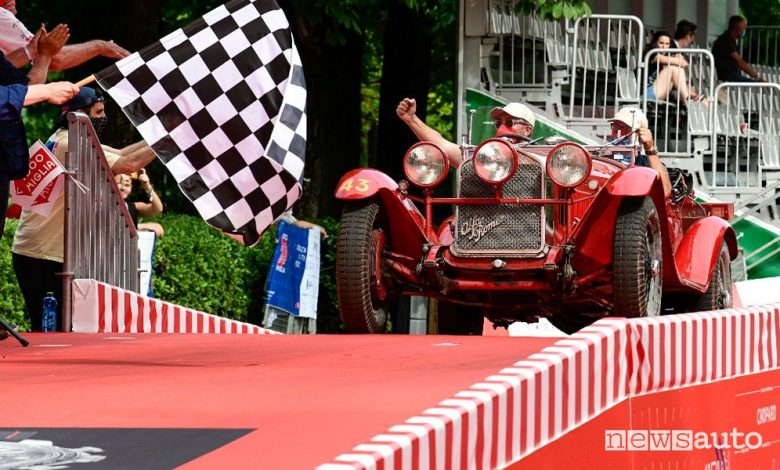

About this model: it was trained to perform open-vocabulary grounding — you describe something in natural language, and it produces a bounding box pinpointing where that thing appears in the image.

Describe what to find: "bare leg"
[670,66,692,101]
[652,66,689,101]
[652,67,674,101]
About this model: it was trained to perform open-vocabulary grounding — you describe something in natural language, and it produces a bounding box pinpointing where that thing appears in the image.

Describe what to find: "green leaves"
[150,213,344,332]
[515,0,592,20]
[0,220,28,331]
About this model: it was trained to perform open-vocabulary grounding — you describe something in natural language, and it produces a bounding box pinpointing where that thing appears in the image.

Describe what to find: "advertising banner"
[11,141,65,217]
[265,221,320,319]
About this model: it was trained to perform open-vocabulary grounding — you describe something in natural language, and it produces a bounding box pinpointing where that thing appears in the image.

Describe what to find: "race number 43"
[339,177,370,193]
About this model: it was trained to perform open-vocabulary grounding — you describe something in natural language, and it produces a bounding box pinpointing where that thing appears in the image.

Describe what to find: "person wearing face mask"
[12,86,157,332]
[396,97,535,167]
[608,106,672,199]
[712,15,761,83]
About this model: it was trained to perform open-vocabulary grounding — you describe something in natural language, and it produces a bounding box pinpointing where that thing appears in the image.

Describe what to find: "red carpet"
[1,333,554,468]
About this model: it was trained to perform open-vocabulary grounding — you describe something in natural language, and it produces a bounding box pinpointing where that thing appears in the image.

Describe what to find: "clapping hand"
[38,24,70,59]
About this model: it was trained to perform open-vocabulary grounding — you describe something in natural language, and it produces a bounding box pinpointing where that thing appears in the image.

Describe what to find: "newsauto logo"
[604,428,763,451]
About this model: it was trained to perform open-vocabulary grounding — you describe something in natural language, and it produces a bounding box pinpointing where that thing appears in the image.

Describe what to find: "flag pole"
[75,75,96,87]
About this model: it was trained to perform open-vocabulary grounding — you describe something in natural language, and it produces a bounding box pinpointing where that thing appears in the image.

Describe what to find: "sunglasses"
[494,118,529,129]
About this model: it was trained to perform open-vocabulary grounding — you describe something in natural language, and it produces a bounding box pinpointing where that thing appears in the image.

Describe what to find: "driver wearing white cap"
[608,106,672,198]
[396,97,535,167]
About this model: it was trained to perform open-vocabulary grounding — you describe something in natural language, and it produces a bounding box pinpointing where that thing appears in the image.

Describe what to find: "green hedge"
[0,214,343,333]
[0,219,28,331]
[150,213,342,332]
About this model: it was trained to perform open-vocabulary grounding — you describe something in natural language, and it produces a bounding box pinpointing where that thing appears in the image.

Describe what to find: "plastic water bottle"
[42,292,57,332]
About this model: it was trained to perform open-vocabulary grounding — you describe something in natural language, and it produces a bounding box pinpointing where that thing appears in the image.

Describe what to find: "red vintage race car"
[334,138,737,334]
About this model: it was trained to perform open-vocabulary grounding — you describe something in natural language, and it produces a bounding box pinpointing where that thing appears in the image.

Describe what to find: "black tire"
[613,197,663,318]
[336,201,391,333]
[436,300,484,335]
[689,242,733,311]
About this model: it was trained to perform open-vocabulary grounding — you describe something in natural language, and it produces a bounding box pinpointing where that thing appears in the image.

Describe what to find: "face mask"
[496,124,516,137]
[90,116,108,139]
[739,30,746,39]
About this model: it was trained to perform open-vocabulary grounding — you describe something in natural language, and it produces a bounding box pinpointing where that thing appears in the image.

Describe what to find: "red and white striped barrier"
[630,306,780,393]
[71,279,277,334]
[319,306,780,469]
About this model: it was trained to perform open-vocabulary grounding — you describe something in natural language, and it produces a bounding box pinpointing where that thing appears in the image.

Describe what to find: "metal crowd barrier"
[742,26,780,67]
[641,48,715,156]
[485,1,566,90]
[708,83,780,196]
[62,113,140,331]
[567,15,644,121]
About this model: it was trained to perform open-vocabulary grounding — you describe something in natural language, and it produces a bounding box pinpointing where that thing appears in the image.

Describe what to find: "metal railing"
[62,113,139,331]
[641,48,715,156]
[708,83,780,193]
[742,26,780,67]
[567,15,643,121]
[485,1,567,89]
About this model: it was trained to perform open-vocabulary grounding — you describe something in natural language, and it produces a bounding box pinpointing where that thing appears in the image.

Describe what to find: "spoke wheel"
[336,201,392,333]
[613,197,663,318]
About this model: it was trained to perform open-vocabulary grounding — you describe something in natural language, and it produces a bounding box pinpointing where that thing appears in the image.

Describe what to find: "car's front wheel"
[612,196,663,318]
[336,201,392,333]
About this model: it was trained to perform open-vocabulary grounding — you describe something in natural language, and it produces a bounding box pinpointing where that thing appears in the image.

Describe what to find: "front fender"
[571,168,669,273]
[606,166,660,197]
[336,169,432,259]
[335,168,398,200]
[674,217,738,291]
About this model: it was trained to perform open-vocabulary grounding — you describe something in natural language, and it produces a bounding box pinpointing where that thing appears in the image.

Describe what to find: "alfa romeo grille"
[453,159,544,256]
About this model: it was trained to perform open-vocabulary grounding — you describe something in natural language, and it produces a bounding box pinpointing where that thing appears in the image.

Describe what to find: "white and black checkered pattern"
[94,0,306,246]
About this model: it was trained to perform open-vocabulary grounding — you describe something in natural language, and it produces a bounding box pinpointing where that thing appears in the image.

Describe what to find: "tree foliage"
[742,0,780,26]
[515,0,592,20]
[5,0,460,329]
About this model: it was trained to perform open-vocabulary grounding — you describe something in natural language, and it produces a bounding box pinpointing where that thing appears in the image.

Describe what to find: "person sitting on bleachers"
[712,16,761,83]
[673,20,697,49]
[645,31,705,105]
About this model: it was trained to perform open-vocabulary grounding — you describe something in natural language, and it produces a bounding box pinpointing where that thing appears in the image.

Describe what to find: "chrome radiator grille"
[453,159,544,256]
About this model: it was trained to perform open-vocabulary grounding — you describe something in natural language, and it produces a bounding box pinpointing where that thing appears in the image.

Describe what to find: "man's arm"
[26,24,68,85]
[730,51,760,80]
[49,40,130,71]
[4,46,29,67]
[397,97,463,167]
[638,128,672,198]
[110,145,156,175]
[103,140,147,157]
[23,81,78,106]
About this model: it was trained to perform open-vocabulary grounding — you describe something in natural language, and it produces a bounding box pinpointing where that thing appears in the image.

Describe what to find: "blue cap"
[62,86,103,112]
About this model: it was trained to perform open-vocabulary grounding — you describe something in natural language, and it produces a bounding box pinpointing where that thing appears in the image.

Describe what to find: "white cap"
[609,106,648,130]
[490,102,536,128]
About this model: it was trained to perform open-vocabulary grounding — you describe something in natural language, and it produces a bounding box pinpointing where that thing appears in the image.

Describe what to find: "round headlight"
[403,142,449,188]
[546,142,592,188]
[473,138,518,184]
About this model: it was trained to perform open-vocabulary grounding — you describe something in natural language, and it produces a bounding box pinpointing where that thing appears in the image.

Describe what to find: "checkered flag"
[94,0,306,246]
